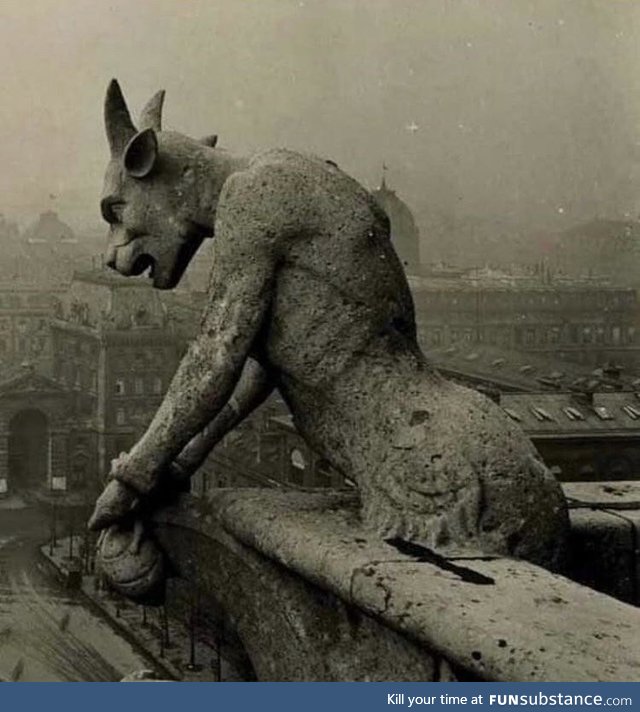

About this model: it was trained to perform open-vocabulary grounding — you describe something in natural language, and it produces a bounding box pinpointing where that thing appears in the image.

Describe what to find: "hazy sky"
[1,0,640,234]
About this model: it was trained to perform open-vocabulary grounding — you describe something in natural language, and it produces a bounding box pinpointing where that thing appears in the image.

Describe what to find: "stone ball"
[98,521,164,601]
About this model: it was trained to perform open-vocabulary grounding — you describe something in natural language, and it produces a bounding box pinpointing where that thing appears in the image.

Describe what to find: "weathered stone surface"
[153,490,640,682]
[564,480,640,509]
[565,481,640,605]
[154,497,442,681]
[92,80,568,573]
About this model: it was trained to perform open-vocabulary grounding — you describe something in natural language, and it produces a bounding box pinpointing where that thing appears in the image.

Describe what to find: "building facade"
[0,269,184,497]
[412,270,640,369]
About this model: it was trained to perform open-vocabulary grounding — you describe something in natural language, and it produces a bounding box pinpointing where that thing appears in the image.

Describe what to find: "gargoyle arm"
[87,357,273,531]
[169,357,274,480]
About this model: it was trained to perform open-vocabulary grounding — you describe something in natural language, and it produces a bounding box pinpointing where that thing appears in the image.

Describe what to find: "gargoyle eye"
[101,198,126,224]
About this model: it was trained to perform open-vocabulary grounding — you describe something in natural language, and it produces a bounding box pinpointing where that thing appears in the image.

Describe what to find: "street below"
[0,501,158,681]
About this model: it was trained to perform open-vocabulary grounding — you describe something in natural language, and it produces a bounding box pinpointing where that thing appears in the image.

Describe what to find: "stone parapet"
[152,488,640,682]
[565,481,640,605]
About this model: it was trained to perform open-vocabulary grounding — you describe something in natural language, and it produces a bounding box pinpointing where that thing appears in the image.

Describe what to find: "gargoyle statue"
[89,80,568,574]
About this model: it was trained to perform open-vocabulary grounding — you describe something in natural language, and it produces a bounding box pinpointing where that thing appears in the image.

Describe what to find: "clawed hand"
[88,453,140,531]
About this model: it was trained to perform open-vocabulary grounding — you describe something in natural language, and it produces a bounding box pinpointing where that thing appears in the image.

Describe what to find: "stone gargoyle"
[89,80,568,579]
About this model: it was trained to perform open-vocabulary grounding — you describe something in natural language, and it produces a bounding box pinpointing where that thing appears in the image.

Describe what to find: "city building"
[371,173,421,273]
[0,269,184,497]
[500,391,640,482]
[0,285,61,372]
[411,267,640,369]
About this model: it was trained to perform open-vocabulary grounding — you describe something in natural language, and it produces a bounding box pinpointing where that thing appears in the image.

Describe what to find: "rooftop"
[426,343,636,393]
[408,265,627,292]
[501,391,640,438]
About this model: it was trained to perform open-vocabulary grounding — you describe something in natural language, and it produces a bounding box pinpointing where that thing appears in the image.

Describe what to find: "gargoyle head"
[101,80,228,289]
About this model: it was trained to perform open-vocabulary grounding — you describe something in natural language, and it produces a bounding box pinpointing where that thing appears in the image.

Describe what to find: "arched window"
[289,448,306,486]
[70,453,89,489]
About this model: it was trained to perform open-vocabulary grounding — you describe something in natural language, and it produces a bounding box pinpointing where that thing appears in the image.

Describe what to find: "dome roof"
[371,177,420,272]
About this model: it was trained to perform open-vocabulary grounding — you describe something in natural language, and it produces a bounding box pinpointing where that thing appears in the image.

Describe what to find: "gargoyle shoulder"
[216,155,311,240]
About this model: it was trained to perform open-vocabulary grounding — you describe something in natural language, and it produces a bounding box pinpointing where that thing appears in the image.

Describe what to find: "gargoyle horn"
[139,89,165,132]
[105,79,137,157]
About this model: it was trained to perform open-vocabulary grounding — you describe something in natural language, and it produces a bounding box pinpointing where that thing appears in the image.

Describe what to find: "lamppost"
[66,511,75,561]
[49,474,66,556]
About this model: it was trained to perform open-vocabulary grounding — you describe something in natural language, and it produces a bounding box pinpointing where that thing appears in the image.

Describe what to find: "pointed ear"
[123,129,158,179]
[199,134,218,148]
[139,89,165,131]
[105,79,137,157]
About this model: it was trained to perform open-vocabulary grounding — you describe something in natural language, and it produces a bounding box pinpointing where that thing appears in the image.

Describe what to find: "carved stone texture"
[95,80,568,572]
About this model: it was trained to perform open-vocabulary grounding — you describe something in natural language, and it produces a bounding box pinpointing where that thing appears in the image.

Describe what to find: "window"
[114,378,125,395]
[530,406,554,422]
[152,377,163,394]
[594,406,613,421]
[612,326,621,345]
[622,404,640,420]
[503,408,521,422]
[563,407,585,421]
[70,454,89,488]
[116,408,126,425]
[289,447,306,486]
[134,377,144,395]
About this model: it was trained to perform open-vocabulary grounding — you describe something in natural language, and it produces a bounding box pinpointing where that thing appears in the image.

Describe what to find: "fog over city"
[1,0,640,242]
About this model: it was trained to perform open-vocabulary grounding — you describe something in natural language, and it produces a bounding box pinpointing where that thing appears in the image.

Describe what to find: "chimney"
[602,362,622,382]
[571,390,594,407]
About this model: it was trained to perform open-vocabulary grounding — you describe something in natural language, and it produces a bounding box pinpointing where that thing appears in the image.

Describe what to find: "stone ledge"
[153,488,640,682]
[565,481,640,605]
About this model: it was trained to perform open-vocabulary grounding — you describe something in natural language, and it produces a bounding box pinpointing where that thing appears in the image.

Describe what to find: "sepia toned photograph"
[0,0,638,684]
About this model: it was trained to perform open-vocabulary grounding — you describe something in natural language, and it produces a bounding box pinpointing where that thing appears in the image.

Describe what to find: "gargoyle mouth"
[130,253,156,278]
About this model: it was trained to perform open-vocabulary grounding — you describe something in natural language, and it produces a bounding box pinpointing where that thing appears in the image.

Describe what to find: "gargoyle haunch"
[90,80,568,571]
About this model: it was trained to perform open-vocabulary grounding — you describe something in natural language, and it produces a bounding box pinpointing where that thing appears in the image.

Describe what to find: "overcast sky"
[1,0,639,234]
